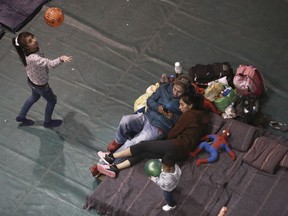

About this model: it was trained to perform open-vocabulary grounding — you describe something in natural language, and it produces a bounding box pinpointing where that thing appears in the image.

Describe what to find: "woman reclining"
[97,91,210,178]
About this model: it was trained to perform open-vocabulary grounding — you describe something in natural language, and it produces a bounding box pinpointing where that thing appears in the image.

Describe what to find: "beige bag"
[134,83,160,112]
[204,81,224,101]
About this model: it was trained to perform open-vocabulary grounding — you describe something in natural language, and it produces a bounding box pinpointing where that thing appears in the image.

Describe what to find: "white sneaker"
[162,204,176,211]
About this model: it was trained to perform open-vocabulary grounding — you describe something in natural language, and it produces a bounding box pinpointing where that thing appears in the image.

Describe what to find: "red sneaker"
[89,164,101,177]
[107,140,122,152]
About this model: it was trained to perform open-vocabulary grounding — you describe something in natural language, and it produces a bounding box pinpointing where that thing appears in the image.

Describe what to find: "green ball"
[144,159,162,177]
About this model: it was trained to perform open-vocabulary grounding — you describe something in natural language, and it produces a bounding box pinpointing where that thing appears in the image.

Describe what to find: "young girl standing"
[12,32,72,127]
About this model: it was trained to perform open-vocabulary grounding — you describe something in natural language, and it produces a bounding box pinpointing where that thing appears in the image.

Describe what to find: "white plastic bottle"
[174,62,183,77]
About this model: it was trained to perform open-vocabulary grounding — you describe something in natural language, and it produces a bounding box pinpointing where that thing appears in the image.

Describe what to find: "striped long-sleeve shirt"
[26,52,62,85]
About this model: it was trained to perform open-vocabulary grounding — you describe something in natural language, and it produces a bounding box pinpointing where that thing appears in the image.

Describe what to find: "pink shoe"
[97,163,118,178]
[98,151,114,165]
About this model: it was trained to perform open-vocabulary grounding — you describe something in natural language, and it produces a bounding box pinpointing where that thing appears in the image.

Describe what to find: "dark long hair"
[12,32,35,66]
[180,91,204,110]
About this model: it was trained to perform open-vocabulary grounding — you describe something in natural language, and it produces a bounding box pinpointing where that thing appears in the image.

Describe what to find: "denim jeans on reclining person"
[17,80,57,123]
[100,113,164,165]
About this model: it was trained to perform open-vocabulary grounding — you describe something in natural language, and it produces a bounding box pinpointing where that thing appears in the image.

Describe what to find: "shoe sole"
[16,118,34,126]
[98,154,110,165]
[97,164,116,178]
[89,167,101,178]
[92,172,102,178]
[90,172,102,178]
[43,120,62,128]
[18,122,34,126]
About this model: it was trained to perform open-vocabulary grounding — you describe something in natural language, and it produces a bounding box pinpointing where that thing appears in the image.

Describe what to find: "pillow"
[279,152,288,169]
[219,118,260,152]
[243,137,288,174]
[266,135,288,169]
[209,113,225,134]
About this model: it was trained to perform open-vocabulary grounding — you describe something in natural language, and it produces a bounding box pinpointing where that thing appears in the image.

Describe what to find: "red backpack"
[233,65,265,97]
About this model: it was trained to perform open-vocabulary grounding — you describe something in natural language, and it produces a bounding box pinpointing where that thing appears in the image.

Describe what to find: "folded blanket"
[243,136,288,174]
[279,152,288,168]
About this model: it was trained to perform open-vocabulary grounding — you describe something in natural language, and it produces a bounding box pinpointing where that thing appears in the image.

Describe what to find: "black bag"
[234,95,259,124]
[188,62,234,88]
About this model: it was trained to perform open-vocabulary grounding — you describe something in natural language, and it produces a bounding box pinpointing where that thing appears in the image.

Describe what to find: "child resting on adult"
[97,91,211,178]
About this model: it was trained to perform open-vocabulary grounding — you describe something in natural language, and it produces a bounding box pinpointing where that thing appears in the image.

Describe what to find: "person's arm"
[31,53,72,69]
[150,173,177,189]
[147,85,173,119]
[167,110,179,122]
[146,85,163,112]
[150,176,159,183]
[167,112,193,138]
[59,55,73,63]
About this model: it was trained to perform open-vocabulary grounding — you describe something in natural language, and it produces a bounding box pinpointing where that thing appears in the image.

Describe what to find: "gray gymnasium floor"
[0,0,288,215]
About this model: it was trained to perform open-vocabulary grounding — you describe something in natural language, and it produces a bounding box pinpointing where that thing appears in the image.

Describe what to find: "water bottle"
[174,62,183,77]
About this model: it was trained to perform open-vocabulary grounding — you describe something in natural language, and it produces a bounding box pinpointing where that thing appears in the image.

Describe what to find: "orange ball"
[44,7,64,27]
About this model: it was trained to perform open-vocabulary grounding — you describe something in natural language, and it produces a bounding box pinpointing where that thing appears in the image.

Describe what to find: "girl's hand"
[60,55,73,63]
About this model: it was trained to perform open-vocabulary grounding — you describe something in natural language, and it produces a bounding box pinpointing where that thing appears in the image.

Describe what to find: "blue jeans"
[163,190,176,207]
[103,113,164,164]
[17,79,57,123]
